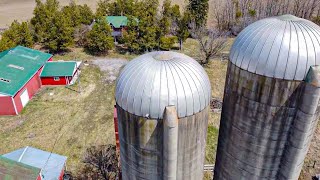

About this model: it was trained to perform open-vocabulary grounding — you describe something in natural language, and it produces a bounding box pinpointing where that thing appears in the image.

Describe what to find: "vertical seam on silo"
[234,21,273,67]
[126,60,152,113]
[231,20,267,64]
[116,58,140,95]
[139,58,157,117]
[283,21,292,79]
[164,61,170,108]
[296,22,312,78]
[171,59,195,115]
[292,23,300,80]
[148,61,160,118]
[166,62,179,117]
[122,59,148,111]
[245,21,276,71]
[300,21,320,66]
[239,21,275,69]
[175,58,202,113]
[176,59,209,108]
[132,60,153,115]
[254,21,279,74]
[261,21,284,77]
[168,60,187,117]
[158,61,163,119]
[273,21,288,78]
[118,59,146,109]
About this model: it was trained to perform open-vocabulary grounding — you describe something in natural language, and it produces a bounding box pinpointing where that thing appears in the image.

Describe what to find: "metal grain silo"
[115,51,211,180]
[214,14,320,180]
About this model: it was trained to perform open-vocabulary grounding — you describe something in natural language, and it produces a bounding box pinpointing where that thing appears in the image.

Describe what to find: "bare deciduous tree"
[191,24,228,65]
[213,0,320,34]
[77,145,120,180]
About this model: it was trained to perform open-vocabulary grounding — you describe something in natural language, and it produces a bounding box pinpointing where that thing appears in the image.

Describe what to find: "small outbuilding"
[1,146,67,180]
[40,61,81,86]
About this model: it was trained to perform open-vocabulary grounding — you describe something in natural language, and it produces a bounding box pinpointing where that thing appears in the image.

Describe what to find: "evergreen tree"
[187,0,209,27]
[84,18,114,55]
[96,0,112,17]
[61,1,81,27]
[78,4,94,25]
[122,16,140,53]
[44,11,74,52]
[156,0,171,48]
[31,0,60,42]
[176,13,190,50]
[0,21,34,52]
[18,22,34,48]
[136,0,159,51]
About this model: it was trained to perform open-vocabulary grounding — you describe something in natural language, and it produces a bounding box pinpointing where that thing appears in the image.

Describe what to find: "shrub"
[160,36,178,50]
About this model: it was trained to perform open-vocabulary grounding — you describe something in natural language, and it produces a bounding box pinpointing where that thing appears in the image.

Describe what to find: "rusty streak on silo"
[115,51,211,180]
[214,15,320,180]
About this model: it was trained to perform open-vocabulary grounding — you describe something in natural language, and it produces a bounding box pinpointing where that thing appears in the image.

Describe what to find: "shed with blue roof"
[1,146,67,180]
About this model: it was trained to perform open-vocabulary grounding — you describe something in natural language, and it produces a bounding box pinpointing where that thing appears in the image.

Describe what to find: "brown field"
[0,0,215,28]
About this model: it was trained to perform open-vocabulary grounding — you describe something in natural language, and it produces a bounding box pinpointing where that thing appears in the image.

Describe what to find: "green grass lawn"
[0,41,228,177]
[0,62,116,173]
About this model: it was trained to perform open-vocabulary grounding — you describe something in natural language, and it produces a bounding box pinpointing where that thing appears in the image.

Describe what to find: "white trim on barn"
[12,96,18,115]
[20,89,30,108]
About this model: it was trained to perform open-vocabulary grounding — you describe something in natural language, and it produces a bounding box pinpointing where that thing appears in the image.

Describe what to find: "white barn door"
[20,89,30,107]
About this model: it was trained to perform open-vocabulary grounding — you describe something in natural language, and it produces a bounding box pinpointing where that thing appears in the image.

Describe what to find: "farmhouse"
[0,146,67,180]
[0,46,52,115]
[106,16,138,37]
[40,61,81,86]
[106,16,129,37]
[0,46,82,116]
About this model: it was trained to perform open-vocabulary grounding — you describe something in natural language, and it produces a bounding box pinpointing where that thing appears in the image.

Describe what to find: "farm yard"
[1,0,320,179]
[0,39,318,179]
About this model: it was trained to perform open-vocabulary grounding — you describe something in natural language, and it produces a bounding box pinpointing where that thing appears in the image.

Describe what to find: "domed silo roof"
[115,51,211,119]
[230,14,320,80]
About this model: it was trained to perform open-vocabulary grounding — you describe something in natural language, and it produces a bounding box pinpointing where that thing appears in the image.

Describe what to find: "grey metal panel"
[115,51,211,119]
[230,15,320,80]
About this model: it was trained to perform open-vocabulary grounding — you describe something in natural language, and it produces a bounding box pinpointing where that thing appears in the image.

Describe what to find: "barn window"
[54,77,60,81]
[0,78,10,83]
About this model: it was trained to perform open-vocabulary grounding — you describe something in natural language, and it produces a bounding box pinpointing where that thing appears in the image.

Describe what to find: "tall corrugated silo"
[115,51,211,180]
[214,14,320,180]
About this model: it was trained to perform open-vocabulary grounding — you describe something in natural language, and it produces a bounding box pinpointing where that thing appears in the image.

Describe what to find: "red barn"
[40,61,81,86]
[0,46,52,116]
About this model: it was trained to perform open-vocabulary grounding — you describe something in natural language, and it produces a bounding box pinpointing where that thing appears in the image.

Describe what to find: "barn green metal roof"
[40,61,77,77]
[106,16,138,28]
[0,46,52,96]
[106,16,128,28]
[0,156,40,180]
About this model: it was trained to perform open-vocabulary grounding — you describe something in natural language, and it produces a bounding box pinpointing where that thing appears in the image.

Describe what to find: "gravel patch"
[92,58,128,83]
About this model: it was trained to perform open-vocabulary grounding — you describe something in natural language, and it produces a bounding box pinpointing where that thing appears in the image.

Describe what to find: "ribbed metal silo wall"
[117,104,209,180]
[214,62,303,180]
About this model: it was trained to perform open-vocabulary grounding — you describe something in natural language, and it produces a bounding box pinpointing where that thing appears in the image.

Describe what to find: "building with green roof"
[106,16,138,37]
[0,46,52,115]
[0,46,81,116]
[40,61,81,86]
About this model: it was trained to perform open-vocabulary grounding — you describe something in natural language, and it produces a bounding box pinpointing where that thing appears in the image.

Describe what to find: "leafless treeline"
[213,0,320,34]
